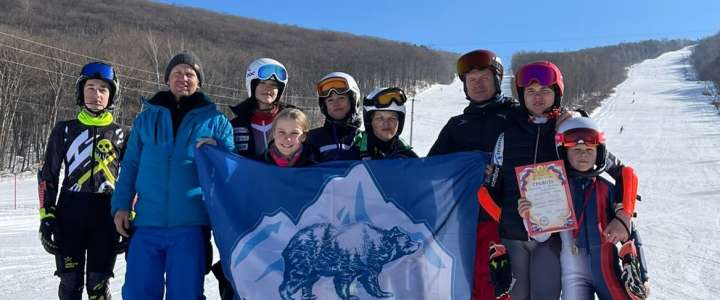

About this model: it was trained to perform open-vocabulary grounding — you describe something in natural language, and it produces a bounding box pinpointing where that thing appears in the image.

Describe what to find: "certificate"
[515,160,577,236]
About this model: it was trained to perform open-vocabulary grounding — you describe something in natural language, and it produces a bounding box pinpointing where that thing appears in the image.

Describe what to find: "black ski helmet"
[76,62,120,110]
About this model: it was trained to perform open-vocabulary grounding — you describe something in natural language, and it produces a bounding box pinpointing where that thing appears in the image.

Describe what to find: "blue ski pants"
[122,226,206,299]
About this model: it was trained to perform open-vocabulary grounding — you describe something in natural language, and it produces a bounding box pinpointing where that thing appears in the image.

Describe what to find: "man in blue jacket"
[111,52,234,299]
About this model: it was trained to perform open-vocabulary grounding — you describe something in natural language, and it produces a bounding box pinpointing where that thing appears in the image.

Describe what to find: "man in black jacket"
[428,50,516,300]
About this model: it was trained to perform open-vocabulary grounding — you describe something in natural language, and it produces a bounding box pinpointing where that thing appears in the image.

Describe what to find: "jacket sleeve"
[111,117,143,215]
[479,134,505,221]
[38,122,65,209]
[427,119,455,156]
[214,115,235,153]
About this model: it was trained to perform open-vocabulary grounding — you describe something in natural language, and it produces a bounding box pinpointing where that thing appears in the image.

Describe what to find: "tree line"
[511,39,691,112]
[0,0,456,172]
[690,32,720,87]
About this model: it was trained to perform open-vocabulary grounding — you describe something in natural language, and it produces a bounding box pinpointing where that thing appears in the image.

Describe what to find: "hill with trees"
[511,39,691,112]
[0,0,455,171]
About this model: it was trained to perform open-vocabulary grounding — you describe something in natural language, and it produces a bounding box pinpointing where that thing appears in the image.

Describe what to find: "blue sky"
[158,0,720,65]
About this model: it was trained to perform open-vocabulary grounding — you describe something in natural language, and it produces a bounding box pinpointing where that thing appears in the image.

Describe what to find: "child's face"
[324,93,351,120]
[273,118,305,157]
[255,79,279,106]
[566,144,597,172]
[83,79,111,112]
[371,111,400,142]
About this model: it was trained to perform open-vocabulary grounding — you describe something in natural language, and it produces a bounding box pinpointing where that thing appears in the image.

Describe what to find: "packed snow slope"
[1,46,718,299]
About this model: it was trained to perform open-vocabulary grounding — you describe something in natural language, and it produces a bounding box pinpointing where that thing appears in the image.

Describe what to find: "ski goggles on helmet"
[365,88,407,108]
[317,77,351,98]
[457,50,502,77]
[515,63,561,88]
[80,62,115,81]
[555,128,605,148]
[257,64,288,82]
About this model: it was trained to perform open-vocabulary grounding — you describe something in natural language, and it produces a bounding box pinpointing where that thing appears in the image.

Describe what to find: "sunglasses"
[555,128,605,148]
[365,88,407,108]
[257,64,287,82]
[81,62,115,81]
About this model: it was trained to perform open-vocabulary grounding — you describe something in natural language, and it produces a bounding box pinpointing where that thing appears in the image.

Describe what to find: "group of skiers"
[38,49,649,300]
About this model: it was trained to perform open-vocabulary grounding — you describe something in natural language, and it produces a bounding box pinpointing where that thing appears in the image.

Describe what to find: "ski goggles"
[257,64,288,82]
[80,62,115,81]
[457,50,502,76]
[365,88,407,108]
[555,128,605,148]
[317,77,351,98]
[515,63,560,88]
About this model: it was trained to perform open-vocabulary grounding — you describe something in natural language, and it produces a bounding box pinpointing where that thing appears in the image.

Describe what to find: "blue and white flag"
[196,146,489,300]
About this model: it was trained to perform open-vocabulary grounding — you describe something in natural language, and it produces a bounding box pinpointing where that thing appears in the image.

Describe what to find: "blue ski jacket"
[111,92,234,227]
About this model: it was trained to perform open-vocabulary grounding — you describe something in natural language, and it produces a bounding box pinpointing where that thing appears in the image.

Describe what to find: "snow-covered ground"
[1,46,718,299]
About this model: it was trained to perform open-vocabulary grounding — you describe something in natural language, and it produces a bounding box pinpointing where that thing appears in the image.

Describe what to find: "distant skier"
[620,125,624,133]
[38,62,128,299]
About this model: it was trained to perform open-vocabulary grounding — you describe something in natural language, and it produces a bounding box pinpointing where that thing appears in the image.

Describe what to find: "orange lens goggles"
[317,77,351,98]
[374,89,407,108]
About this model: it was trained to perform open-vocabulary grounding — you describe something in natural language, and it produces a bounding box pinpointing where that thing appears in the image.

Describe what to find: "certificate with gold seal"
[515,160,577,236]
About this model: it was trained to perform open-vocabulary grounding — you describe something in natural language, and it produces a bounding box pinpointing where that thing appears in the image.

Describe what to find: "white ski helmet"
[245,58,288,100]
[363,87,407,136]
[556,117,608,175]
[316,72,362,122]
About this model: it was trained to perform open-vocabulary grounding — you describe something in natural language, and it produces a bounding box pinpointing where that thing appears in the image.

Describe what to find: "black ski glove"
[488,242,512,299]
[619,240,648,300]
[39,207,59,255]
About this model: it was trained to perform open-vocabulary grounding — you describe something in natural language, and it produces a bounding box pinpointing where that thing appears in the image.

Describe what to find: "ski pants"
[472,220,502,300]
[502,235,561,300]
[122,226,207,299]
[54,191,117,300]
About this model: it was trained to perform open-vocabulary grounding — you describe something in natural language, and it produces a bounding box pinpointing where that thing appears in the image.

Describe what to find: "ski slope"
[1,46,719,299]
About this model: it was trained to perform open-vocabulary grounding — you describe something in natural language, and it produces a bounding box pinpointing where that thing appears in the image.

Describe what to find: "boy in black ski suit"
[38,62,128,299]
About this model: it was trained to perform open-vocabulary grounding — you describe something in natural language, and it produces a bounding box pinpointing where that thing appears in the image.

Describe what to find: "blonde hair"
[270,108,310,141]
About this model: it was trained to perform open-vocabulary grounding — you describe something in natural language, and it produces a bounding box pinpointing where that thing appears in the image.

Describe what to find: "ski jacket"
[39,110,129,209]
[488,107,562,240]
[354,132,418,160]
[111,91,234,227]
[428,96,516,156]
[564,175,631,300]
[306,119,362,162]
[229,98,295,158]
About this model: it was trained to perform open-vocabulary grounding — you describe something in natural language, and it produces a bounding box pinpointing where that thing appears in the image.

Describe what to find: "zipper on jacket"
[185,122,198,148]
[91,126,97,191]
[533,126,540,164]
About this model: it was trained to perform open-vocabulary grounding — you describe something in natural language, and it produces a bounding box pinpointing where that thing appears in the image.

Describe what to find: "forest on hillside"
[511,39,692,113]
[0,0,456,172]
[690,32,720,87]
